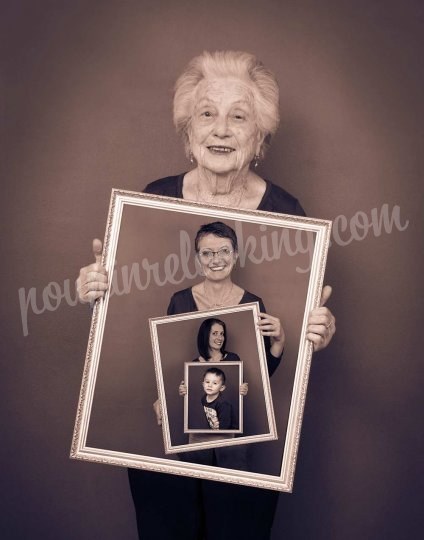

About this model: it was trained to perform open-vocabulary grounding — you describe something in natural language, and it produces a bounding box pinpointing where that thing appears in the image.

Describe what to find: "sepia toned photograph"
[4,3,422,539]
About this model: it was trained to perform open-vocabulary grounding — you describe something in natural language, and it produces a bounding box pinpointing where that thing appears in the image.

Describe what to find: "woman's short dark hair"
[194,222,238,253]
[197,318,227,360]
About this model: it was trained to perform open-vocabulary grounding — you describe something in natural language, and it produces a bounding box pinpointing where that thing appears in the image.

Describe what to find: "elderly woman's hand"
[76,239,109,304]
[257,312,285,358]
[307,285,336,352]
[179,381,187,396]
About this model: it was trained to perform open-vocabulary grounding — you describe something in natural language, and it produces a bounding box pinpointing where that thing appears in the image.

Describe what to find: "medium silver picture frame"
[150,304,276,454]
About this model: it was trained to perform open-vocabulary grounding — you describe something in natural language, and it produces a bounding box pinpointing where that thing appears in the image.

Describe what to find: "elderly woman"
[77,51,336,540]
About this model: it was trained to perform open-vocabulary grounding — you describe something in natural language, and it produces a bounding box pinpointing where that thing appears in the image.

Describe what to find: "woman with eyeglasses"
[167,220,285,377]
[153,220,282,442]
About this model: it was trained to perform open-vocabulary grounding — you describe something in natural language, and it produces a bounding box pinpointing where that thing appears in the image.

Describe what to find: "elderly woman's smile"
[207,145,236,154]
[190,77,262,177]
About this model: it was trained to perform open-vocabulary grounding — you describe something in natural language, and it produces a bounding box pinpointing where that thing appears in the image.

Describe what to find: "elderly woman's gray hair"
[173,51,280,158]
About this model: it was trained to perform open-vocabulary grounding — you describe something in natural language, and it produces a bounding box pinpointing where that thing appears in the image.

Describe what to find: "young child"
[201,367,235,430]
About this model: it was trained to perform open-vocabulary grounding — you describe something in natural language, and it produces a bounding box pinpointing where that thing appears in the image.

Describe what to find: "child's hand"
[240,382,248,396]
[153,398,162,426]
[178,381,187,396]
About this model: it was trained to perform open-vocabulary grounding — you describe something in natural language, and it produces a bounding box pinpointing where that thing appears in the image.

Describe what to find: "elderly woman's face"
[197,233,237,282]
[189,77,262,176]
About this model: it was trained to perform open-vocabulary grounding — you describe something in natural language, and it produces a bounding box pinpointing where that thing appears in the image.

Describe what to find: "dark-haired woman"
[178,317,248,470]
[166,221,284,378]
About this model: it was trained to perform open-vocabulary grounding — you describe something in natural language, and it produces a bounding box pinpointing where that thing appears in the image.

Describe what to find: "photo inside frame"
[150,305,278,456]
[185,362,242,433]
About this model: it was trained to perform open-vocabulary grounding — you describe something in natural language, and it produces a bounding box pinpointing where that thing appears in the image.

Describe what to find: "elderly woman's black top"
[127,173,306,540]
[144,173,306,216]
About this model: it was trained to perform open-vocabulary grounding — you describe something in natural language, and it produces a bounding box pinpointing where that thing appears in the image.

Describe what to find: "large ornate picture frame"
[70,189,332,492]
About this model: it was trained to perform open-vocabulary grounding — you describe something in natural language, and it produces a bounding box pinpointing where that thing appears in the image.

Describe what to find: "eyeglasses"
[197,248,234,261]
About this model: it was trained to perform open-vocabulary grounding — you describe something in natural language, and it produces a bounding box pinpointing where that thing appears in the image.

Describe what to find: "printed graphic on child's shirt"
[203,406,219,429]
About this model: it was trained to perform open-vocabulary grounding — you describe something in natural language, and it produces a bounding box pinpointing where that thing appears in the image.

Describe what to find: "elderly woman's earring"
[189,151,194,164]
[253,154,260,168]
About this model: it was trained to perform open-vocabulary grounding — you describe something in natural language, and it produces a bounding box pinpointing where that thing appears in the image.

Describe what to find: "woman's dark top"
[144,173,306,216]
[168,287,281,377]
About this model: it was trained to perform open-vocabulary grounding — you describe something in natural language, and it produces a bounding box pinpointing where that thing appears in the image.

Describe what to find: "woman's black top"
[144,173,306,216]
[167,287,282,377]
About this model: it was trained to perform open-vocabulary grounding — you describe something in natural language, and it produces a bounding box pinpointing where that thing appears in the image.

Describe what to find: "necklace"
[203,281,234,309]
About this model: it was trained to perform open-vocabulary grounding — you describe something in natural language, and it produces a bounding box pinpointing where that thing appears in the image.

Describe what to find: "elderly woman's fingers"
[92,238,103,264]
[306,317,336,352]
[307,324,332,335]
[76,274,109,303]
[85,269,108,282]
[308,312,333,327]
[307,312,336,332]
[309,305,334,324]
[86,290,106,304]
[320,285,332,307]
[306,331,325,350]
[307,331,334,352]
[305,286,336,352]
[76,240,109,304]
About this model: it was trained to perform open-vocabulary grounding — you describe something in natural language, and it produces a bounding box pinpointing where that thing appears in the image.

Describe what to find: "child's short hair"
[203,367,226,385]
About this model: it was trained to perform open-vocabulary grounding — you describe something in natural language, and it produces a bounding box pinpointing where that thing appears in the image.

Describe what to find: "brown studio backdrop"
[2,1,423,539]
